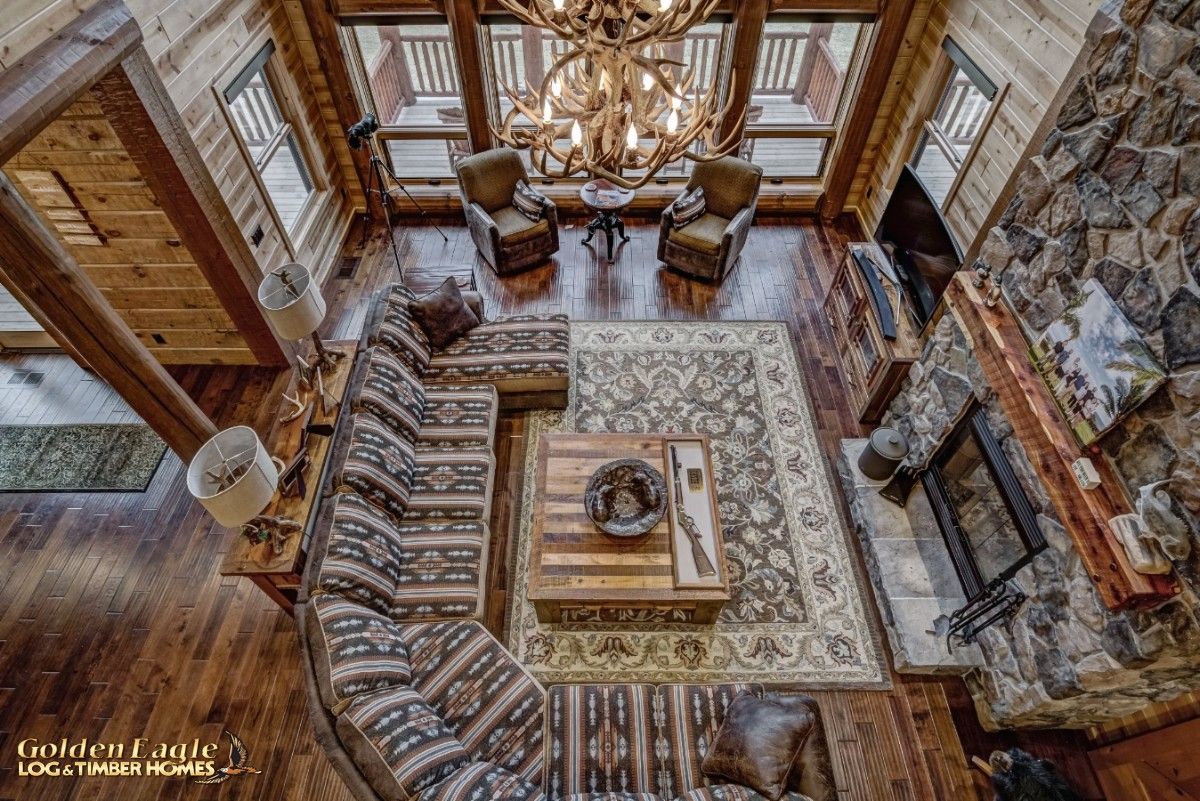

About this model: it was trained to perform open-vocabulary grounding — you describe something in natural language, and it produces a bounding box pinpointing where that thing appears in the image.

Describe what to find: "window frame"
[216,39,322,253]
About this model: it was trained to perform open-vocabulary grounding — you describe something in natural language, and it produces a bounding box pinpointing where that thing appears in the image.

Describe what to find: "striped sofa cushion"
[334,413,417,520]
[351,346,427,443]
[306,593,412,712]
[402,621,545,785]
[423,315,570,395]
[364,284,433,376]
[653,684,764,799]
[559,795,665,801]
[417,761,544,801]
[418,385,499,449]
[313,493,406,616]
[546,684,658,798]
[391,520,489,621]
[672,788,771,801]
[336,686,471,800]
[403,449,495,521]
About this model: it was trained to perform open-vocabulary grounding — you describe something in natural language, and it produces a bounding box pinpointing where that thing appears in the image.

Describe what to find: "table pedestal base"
[582,211,630,260]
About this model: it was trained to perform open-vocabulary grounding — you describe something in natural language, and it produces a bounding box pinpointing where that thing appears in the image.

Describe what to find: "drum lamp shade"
[258,262,326,341]
[186,426,278,527]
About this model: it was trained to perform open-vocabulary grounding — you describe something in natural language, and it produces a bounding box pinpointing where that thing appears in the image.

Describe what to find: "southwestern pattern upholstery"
[312,493,407,617]
[416,762,543,801]
[305,593,412,712]
[658,156,762,282]
[403,449,494,522]
[351,346,427,442]
[337,686,472,800]
[418,386,499,449]
[333,413,418,520]
[655,684,760,799]
[391,520,489,621]
[403,621,545,784]
[456,149,559,275]
[423,315,570,406]
[546,684,658,799]
[364,284,433,376]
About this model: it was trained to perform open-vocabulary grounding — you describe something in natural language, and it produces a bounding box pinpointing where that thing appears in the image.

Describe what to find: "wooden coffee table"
[528,433,730,624]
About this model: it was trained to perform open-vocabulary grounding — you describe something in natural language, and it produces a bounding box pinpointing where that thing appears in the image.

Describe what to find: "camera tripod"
[358,136,447,279]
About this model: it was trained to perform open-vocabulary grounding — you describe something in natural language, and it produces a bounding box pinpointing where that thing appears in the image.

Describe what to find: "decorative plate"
[584,459,667,538]
[584,181,598,191]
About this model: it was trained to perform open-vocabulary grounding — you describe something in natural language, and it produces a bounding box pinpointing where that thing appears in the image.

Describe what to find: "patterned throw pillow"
[511,180,546,222]
[672,187,706,229]
[305,593,412,711]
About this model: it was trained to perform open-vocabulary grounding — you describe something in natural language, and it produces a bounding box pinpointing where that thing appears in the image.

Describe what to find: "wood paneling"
[850,0,1100,245]
[1090,718,1200,800]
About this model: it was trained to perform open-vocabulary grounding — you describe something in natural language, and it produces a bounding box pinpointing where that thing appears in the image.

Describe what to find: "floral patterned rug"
[504,322,888,687]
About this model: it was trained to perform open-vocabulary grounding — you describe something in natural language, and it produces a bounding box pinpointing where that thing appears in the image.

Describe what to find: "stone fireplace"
[843,0,1200,730]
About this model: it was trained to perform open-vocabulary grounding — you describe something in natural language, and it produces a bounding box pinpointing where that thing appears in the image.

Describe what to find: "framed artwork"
[1029,278,1167,446]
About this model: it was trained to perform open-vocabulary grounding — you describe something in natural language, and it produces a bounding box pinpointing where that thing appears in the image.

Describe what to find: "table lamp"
[258,262,343,415]
[186,426,299,551]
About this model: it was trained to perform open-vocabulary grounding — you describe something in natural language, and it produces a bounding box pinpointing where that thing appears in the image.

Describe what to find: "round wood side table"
[580,179,634,260]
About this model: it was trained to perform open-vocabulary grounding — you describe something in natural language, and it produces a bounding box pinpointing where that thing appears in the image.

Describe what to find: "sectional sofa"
[296,283,835,801]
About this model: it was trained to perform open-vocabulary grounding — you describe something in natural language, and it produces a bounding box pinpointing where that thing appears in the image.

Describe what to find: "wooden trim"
[0,172,218,460]
[298,0,372,205]
[93,50,293,368]
[719,0,770,143]
[944,273,1177,611]
[445,0,495,152]
[0,0,140,165]
[817,0,917,220]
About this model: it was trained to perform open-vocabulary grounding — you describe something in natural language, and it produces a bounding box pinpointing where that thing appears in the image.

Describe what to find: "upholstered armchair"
[658,156,763,281]
[456,149,559,275]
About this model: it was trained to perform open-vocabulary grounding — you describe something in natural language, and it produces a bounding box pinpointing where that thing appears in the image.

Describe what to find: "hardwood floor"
[0,214,1102,801]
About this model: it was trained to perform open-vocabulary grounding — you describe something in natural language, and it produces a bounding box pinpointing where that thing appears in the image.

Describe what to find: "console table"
[220,340,357,613]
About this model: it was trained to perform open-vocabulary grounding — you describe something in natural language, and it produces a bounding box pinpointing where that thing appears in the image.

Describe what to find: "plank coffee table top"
[528,433,729,622]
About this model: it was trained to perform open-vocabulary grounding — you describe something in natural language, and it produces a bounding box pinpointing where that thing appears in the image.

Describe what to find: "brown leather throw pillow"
[701,690,816,801]
[408,277,480,350]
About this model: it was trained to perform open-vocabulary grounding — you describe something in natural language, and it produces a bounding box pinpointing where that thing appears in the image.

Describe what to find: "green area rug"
[0,424,166,492]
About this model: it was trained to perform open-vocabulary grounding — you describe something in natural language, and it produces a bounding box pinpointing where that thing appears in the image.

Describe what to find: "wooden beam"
[298,0,371,205]
[719,0,770,144]
[0,0,140,165]
[93,50,293,368]
[0,270,91,368]
[944,273,1177,611]
[818,0,917,220]
[0,172,218,461]
[445,0,495,153]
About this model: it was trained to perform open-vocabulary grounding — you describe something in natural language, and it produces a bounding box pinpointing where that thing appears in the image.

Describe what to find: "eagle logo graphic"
[194,731,261,784]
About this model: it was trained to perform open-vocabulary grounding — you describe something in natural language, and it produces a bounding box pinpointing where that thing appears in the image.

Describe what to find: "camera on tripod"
[346,113,380,150]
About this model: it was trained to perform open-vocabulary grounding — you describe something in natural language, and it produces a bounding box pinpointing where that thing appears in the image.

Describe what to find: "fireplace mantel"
[944,273,1177,611]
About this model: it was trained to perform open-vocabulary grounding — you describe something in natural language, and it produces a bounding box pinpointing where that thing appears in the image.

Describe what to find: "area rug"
[0,424,166,492]
[505,322,888,687]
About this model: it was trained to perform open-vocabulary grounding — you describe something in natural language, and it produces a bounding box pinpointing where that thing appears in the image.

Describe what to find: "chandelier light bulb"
[671,85,682,110]
[660,0,671,10]
[642,71,654,91]
[553,0,564,10]
[600,68,610,93]
[667,108,679,134]
[543,97,552,124]
[571,119,583,146]
[626,122,638,149]
[551,76,562,98]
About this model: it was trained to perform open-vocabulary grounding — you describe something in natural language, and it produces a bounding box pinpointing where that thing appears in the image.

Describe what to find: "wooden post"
[793,22,833,104]
[521,26,545,92]
[818,0,918,220]
[381,28,417,107]
[0,173,218,461]
[445,0,495,153]
[298,0,371,206]
[719,0,769,144]
[93,50,293,368]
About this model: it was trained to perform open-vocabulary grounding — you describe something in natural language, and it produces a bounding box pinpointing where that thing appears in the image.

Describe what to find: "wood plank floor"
[0,214,1103,801]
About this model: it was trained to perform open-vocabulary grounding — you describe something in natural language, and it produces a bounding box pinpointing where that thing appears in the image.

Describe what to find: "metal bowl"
[584,458,667,538]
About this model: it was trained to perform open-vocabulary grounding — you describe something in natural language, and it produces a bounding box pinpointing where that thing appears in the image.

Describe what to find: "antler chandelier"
[493,0,742,188]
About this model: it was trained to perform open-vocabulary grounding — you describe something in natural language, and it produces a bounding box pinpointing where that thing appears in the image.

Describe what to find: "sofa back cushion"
[418,761,544,801]
[401,620,546,784]
[654,684,763,799]
[336,686,472,801]
[311,493,406,616]
[364,284,433,375]
[334,412,417,520]
[351,346,427,443]
[545,684,657,798]
[306,593,412,712]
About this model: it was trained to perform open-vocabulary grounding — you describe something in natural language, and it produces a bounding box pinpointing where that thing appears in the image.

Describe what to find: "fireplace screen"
[921,404,1046,644]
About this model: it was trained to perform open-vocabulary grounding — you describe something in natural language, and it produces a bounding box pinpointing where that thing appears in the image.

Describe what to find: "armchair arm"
[465,201,501,266]
[658,189,688,260]
[541,195,560,253]
[720,205,755,264]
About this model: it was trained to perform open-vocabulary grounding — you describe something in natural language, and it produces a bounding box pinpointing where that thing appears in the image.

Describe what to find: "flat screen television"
[874,165,964,328]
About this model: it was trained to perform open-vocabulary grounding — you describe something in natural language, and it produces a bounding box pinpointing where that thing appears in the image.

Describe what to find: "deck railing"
[367,26,847,125]
[939,75,989,144]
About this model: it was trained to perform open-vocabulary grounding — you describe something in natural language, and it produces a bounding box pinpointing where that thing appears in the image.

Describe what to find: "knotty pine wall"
[850,0,1102,248]
[0,0,357,364]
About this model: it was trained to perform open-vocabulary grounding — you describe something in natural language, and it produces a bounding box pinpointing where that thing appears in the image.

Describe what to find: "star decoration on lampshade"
[493,0,743,188]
